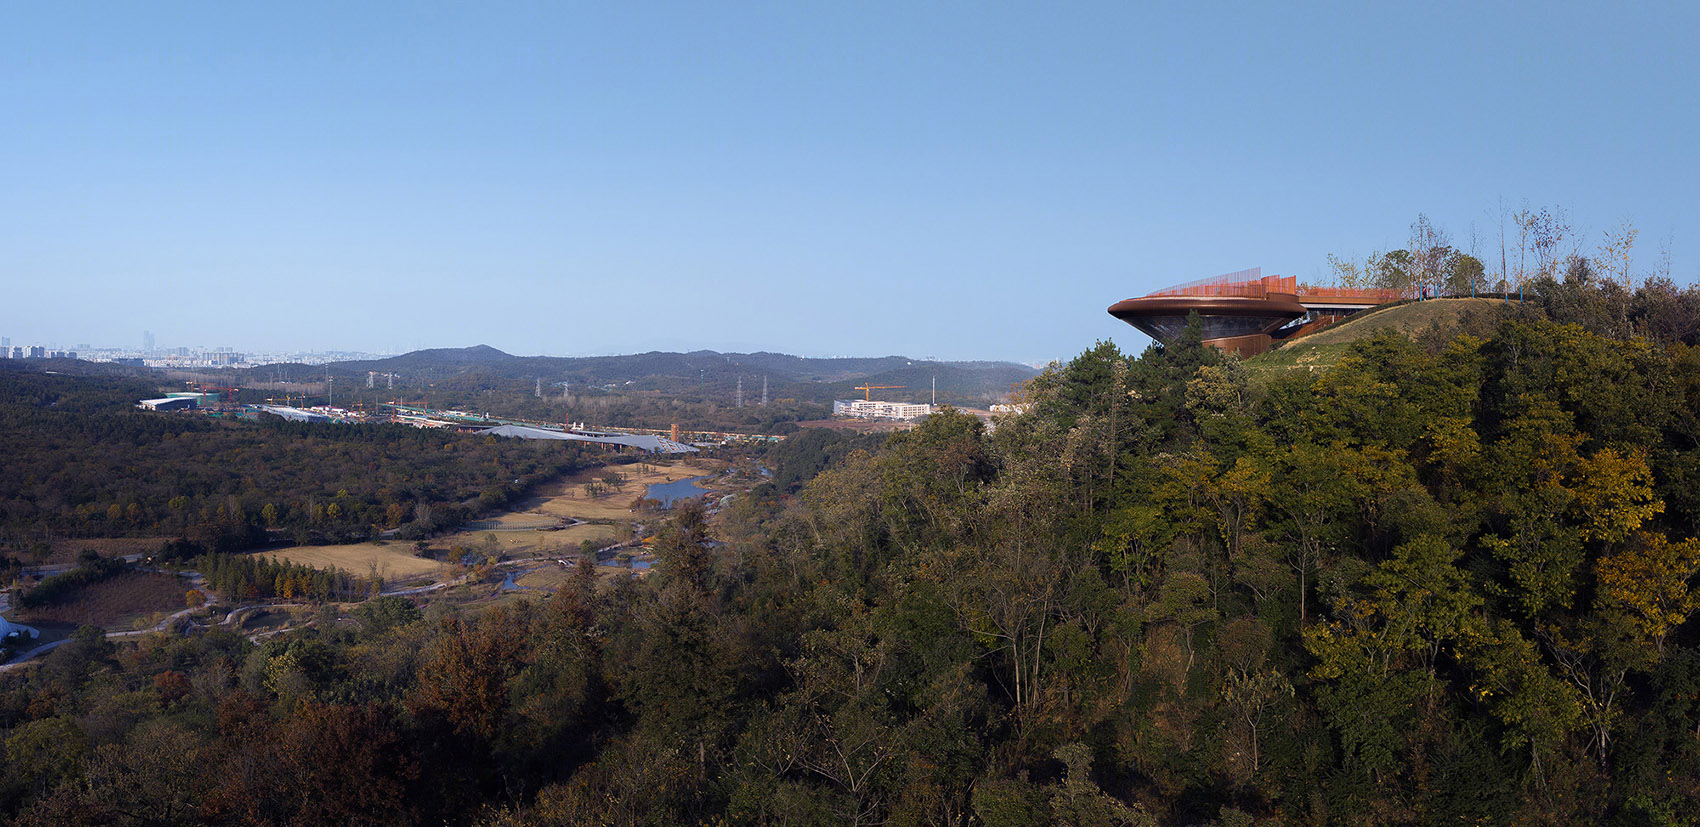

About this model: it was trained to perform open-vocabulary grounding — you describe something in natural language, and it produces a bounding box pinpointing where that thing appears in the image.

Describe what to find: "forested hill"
[315,346,1038,404]
[6,276,1700,825]
[0,368,595,556]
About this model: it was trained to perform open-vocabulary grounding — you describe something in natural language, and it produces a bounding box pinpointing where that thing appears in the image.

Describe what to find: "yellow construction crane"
[853,384,906,401]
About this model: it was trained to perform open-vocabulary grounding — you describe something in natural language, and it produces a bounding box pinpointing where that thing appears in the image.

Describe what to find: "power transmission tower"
[761,375,768,406]
[535,377,542,397]
[736,375,743,407]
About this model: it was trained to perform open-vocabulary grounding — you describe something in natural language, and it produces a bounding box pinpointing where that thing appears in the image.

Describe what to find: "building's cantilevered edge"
[1107,295,1307,346]
[1109,269,1404,357]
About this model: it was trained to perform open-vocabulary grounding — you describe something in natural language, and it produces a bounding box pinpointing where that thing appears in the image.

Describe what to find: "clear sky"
[5,1,1696,364]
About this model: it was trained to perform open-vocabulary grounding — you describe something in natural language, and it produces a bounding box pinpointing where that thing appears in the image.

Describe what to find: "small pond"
[645,475,715,507]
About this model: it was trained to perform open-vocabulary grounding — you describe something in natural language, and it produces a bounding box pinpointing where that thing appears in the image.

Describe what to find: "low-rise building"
[139,397,198,411]
[833,399,933,420]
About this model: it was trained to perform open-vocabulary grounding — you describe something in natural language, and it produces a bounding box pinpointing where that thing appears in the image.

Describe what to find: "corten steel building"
[1108,267,1407,357]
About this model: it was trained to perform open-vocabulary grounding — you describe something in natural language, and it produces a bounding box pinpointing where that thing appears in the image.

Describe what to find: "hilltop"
[1245,297,1519,380]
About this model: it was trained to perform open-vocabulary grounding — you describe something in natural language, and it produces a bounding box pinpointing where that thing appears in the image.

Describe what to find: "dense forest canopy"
[0,370,595,558]
[1,272,1699,825]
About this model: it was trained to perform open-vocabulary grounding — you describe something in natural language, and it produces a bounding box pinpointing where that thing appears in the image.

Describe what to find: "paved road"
[1,570,216,670]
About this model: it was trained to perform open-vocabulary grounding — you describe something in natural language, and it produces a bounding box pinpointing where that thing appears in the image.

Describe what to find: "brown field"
[467,512,561,530]
[449,523,620,558]
[501,562,638,594]
[277,522,618,581]
[513,563,583,590]
[38,537,173,565]
[256,462,681,581]
[261,543,445,580]
[16,571,189,630]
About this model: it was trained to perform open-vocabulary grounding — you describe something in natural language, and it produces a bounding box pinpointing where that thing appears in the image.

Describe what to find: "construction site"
[831,383,935,421]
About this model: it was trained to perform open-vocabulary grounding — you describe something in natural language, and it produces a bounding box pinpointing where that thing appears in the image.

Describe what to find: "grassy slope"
[1245,298,1515,381]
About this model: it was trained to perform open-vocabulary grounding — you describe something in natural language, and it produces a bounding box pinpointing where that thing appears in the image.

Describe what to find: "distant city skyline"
[5,2,1696,364]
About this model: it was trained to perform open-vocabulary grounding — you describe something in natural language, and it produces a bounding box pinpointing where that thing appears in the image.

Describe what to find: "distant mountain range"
[323,346,1038,404]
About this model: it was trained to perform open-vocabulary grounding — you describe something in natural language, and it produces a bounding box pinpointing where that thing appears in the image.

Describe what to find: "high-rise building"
[143,331,155,352]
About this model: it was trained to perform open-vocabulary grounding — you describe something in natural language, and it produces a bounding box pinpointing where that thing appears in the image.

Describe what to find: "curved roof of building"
[1107,294,1308,319]
[480,424,698,454]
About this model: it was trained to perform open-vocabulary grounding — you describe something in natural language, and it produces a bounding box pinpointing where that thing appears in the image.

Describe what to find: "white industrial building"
[256,405,333,423]
[138,397,198,411]
[480,424,698,454]
[833,399,933,420]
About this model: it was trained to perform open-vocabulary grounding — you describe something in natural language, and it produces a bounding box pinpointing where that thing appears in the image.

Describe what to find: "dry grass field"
[501,562,635,594]
[249,460,709,589]
[521,462,717,521]
[453,523,620,558]
[514,565,571,590]
[469,512,561,530]
[16,571,188,630]
[276,520,619,579]
[263,543,445,580]
[1288,297,1508,348]
[544,522,619,547]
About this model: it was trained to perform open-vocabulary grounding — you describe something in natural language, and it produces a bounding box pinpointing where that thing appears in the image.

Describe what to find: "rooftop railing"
[1147,268,1298,299]
[1145,267,1412,304]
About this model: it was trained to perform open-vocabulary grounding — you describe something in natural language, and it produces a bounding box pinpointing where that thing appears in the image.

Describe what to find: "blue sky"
[5,1,1696,364]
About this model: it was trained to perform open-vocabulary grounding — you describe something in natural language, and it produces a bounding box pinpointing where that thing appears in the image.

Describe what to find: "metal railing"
[1145,268,1415,304]
[1147,268,1298,299]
